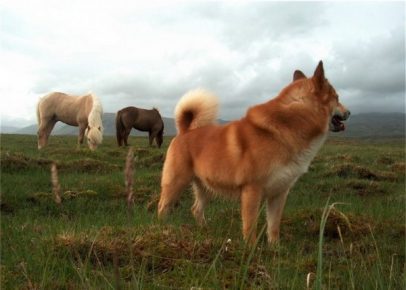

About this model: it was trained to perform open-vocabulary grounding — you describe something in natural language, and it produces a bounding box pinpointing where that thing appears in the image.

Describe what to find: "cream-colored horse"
[37,92,103,150]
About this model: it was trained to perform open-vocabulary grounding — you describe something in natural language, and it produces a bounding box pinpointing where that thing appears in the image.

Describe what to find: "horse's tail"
[36,93,49,127]
[174,88,218,135]
[36,98,41,127]
[115,110,124,145]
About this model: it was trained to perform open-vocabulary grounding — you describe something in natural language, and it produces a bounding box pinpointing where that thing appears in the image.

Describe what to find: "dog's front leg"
[265,190,289,244]
[240,185,263,245]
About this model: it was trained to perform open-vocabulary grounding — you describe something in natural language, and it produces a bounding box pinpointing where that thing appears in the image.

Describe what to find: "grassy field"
[1,134,405,289]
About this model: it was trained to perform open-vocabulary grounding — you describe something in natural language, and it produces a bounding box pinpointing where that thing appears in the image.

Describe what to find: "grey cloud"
[332,26,405,95]
[4,1,404,126]
[188,2,326,49]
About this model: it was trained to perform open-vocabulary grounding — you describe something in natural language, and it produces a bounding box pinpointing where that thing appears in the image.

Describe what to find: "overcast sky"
[1,0,405,127]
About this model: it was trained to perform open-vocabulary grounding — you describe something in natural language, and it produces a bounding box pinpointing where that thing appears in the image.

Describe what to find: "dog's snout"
[337,102,350,120]
[343,110,350,120]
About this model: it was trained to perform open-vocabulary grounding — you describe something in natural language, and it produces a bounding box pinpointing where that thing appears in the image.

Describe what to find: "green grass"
[1,134,405,289]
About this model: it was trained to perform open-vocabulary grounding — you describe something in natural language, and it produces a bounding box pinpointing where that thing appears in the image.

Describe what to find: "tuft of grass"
[315,199,345,290]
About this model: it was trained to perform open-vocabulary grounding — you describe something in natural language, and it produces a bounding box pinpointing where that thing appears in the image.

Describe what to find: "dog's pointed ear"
[313,60,325,90]
[293,70,306,81]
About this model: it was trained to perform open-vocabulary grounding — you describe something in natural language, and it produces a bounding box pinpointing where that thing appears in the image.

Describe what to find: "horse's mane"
[85,93,104,145]
[88,93,103,128]
[152,107,163,117]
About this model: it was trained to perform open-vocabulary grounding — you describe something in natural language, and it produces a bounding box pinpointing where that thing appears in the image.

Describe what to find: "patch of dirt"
[377,156,395,165]
[29,190,98,203]
[0,202,14,214]
[327,163,397,181]
[284,208,374,240]
[391,162,405,174]
[114,187,155,203]
[58,159,119,173]
[136,153,164,169]
[345,180,385,196]
[1,152,51,172]
[53,225,217,273]
[318,154,360,164]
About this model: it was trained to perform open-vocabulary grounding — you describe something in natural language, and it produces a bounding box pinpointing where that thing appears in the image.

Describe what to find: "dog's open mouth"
[330,115,346,132]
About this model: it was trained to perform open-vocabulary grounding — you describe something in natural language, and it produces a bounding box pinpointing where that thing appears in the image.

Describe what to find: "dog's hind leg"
[158,175,193,219]
[265,190,289,244]
[158,146,193,219]
[241,185,263,245]
[191,180,211,226]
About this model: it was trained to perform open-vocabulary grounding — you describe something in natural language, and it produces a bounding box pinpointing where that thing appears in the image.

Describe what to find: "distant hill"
[3,112,405,138]
[339,112,405,138]
[11,113,178,137]
[0,126,20,134]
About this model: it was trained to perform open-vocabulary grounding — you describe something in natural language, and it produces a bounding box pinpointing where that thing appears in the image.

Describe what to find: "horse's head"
[85,125,103,150]
[156,130,164,148]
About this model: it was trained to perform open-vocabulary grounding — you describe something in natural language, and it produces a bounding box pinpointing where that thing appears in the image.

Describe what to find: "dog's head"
[293,61,350,132]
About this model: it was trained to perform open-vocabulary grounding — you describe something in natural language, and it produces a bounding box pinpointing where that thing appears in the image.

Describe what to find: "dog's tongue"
[333,116,346,131]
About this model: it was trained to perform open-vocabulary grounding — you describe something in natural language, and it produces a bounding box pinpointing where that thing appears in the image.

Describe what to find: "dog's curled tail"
[175,88,219,134]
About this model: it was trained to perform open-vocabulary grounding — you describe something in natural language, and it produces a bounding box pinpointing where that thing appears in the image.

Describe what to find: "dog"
[158,61,350,244]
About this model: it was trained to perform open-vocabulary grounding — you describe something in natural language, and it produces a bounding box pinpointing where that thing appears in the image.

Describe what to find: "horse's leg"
[117,129,123,146]
[156,129,164,148]
[124,128,131,146]
[148,131,154,147]
[37,120,46,150]
[150,129,162,147]
[38,118,57,149]
[77,124,87,149]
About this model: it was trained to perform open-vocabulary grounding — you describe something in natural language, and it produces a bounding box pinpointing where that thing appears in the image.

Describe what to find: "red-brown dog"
[158,61,350,244]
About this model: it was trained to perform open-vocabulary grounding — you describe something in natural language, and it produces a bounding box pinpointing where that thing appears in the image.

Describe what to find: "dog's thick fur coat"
[158,62,350,244]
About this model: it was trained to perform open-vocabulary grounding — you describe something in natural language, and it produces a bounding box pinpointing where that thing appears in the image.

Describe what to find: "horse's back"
[119,106,163,131]
[39,92,78,109]
[38,92,91,126]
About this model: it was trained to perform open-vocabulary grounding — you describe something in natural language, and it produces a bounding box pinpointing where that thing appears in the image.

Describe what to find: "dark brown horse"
[116,106,164,147]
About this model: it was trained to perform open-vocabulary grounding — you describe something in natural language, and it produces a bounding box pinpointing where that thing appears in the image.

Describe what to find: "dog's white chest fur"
[266,134,327,194]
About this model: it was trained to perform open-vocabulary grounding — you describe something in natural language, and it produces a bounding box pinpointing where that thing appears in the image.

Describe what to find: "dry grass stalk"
[113,247,121,290]
[306,272,315,289]
[125,147,134,207]
[51,163,62,204]
[19,262,35,290]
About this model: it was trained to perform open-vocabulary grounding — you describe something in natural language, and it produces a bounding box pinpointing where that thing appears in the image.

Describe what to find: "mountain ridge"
[3,112,405,138]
